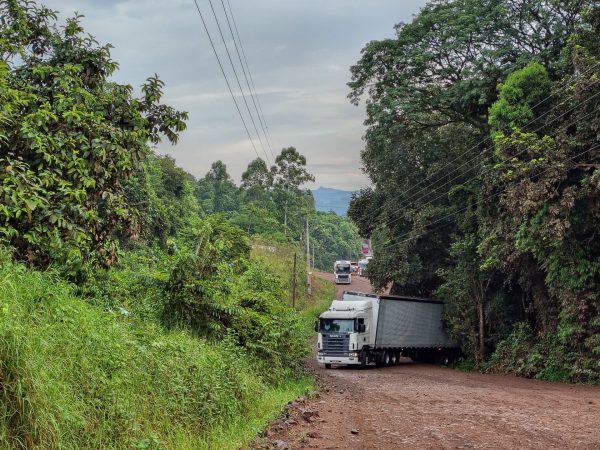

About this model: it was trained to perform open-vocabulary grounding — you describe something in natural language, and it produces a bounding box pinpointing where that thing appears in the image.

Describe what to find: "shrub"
[0,258,302,448]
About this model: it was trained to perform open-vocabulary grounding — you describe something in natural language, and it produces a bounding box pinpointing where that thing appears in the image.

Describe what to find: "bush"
[485,322,599,383]
[0,258,310,448]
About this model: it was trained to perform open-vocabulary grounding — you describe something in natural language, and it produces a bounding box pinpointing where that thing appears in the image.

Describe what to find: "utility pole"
[284,199,287,235]
[292,252,297,308]
[306,217,312,296]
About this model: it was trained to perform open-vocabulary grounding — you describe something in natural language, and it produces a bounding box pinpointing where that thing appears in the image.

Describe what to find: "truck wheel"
[383,351,391,366]
[390,352,398,365]
[325,363,332,369]
[360,351,368,369]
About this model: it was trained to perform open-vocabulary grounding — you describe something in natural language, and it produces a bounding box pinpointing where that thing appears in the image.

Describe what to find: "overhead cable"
[220,0,276,161]
[192,0,261,159]
[382,143,599,250]
[366,60,600,219]
[225,0,277,155]
[206,0,271,165]
[379,90,600,232]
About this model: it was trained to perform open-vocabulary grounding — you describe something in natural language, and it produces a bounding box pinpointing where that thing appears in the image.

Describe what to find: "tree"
[311,212,361,271]
[124,153,200,246]
[346,0,599,379]
[241,157,272,204]
[271,147,315,189]
[241,157,272,189]
[196,161,240,214]
[0,1,187,270]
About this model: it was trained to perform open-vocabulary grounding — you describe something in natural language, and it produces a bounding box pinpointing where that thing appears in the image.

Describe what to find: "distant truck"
[333,260,352,284]
[357,256,371,277]
[316,291,458,368]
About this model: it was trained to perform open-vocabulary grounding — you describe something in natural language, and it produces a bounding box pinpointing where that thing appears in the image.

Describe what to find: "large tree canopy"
[348,0,599,380]
[0,1,187,269]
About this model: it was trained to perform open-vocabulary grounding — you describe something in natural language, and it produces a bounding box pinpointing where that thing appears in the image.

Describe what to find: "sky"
[42,0,427,191]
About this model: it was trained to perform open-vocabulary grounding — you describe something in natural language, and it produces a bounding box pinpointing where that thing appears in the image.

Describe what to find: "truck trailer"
[316,291,458,368]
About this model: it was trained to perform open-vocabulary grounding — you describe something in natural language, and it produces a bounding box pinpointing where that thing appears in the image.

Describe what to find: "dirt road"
[312,271,387,297]
[255,273,600,450]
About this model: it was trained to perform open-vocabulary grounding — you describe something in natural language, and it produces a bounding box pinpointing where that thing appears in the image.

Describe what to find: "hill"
[312,187,353,216]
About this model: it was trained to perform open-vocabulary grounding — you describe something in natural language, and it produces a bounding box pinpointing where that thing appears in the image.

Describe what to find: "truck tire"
[325,363,332,369]
[360,351,368,369]
[383,351,391,366]
[390,351,398,365]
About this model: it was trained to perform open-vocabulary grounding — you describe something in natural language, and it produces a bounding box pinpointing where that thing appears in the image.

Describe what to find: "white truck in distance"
[333,260,352,284]
[316,291,458,368]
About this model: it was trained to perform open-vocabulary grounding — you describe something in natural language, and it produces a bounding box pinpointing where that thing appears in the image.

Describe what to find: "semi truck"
[333,260,352,284]
[316,291,458,368]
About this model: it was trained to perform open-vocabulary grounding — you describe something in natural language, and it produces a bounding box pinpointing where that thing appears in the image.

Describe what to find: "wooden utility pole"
[292,252,297,308]
[306,217,312,296]
[284,199,287,235]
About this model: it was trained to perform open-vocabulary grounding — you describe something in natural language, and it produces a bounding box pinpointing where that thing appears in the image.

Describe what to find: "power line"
[220,0,276,161]
[379,93,600,232]
[192,0,260,160]
[225,0,277,156]
[366,60,600,220]
[381,143,599,251]
[398,81,600,212]
[206,0,271,165]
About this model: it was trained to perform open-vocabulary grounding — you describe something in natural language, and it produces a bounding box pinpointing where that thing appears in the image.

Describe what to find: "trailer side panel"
[375,298,453,348]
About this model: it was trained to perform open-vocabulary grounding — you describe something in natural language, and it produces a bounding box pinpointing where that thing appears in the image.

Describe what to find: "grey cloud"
[40,0,427,190]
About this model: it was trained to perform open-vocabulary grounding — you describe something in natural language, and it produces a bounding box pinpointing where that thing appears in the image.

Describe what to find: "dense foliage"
[0,1,187,271]
[195,149,360,269]
[0,253,326,449]
[348,0,599,381]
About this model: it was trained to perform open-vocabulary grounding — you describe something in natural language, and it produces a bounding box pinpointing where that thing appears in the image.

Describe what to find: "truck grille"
[321,334,350,356]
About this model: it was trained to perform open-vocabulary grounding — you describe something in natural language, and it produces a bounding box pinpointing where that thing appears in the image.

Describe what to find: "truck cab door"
[356,318,371,348]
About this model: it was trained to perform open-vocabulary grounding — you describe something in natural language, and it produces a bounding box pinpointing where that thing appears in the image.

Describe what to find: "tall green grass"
[0,259,313,449]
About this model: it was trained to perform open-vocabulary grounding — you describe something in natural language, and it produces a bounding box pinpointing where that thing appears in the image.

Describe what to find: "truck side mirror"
[358,324,366,333]
[314,320,319,333]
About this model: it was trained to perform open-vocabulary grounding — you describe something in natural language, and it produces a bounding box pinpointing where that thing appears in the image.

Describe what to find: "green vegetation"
[348,0,600,382]
[0,253,326,449]
[195,150,361,269]
[0,2,187,271]
[0,1,342,447]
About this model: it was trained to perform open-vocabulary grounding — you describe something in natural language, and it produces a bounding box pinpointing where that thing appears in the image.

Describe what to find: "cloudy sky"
[43,0,427,190]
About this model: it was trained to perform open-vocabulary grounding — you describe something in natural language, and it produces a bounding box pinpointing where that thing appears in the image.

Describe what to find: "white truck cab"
[333,260,352,284]
[317,293,375,367]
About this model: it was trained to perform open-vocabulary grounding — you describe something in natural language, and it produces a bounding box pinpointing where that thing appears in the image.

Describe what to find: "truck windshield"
[334,265,351,274]
[319,319,354,333]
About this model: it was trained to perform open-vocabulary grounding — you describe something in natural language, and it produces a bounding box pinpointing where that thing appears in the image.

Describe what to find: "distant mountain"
[312,187,353,216]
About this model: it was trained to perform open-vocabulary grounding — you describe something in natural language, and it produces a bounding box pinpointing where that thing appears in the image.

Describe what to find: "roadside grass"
[197,376,314,450]
[301,275,335,322]
[0,258,318,449]
[251,238,335,316]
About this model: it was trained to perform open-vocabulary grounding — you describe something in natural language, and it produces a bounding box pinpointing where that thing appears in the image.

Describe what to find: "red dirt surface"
[312,271,388,297]
[253,273,600,450]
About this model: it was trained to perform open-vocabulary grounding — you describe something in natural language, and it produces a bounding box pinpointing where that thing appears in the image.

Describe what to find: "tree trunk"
[476,278,490,367]
[478,296,485,367]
